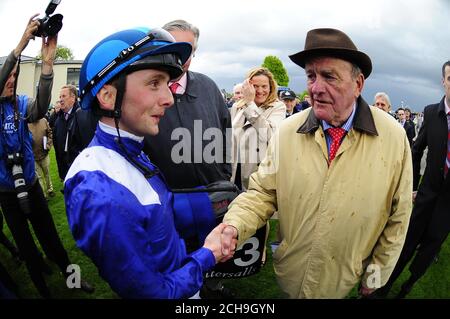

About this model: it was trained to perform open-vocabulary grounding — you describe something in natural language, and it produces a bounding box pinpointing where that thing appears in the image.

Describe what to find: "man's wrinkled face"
[375,96,390,112]
[59,88,76,112]
[233,86,243,101]
[306,57,364,126]
[283,99,296,113]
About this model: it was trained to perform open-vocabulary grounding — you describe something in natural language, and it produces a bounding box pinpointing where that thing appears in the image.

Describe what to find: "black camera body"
[7,152,32,215]
[6,152,24,167]
[33,0,63,37]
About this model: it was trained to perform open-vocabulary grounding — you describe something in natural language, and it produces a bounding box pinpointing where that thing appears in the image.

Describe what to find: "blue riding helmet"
[79,27,192,110]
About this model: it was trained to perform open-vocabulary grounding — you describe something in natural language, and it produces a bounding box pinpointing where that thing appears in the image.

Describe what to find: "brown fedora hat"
[289,28,372,78]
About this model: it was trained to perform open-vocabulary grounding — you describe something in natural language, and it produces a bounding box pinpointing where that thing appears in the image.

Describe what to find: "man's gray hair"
[233,83,243,92]
[61,84,78,98]
[162,19,200,52]
[374,92,391,107]
[351,64,362,79]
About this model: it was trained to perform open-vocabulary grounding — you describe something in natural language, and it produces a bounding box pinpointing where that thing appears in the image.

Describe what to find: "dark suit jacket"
[53,103,79,180]
[143,71,231,189]
[68,108,100,164]
[412,96,450,237]
[403,120,416,147]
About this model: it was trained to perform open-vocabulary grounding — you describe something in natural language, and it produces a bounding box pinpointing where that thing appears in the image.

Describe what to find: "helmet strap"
[112,74,126,119]
[95,73,127,119]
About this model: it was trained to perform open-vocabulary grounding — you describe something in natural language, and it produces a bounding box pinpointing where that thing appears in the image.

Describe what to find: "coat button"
[256,148,259,152]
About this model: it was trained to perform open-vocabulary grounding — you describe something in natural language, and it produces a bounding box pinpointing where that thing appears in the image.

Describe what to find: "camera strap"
[0,56,24,155]
[13,56,21,131]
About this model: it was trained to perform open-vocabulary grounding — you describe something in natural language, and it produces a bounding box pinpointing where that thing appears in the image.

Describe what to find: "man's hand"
[14,14,40,58]
[204,223,228,263]
[220,225,238,262]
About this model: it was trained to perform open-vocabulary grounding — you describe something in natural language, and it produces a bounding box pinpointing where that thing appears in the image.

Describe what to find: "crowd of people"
[0,13,449,300]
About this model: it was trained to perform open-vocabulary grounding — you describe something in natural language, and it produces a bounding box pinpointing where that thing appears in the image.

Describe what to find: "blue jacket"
[0,95,36,190]
[64,123,215,298]
[0,50,53,191]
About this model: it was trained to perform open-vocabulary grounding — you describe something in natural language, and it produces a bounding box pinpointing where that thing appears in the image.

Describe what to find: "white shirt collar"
[66,106,74,115]
[445,96,450,114]
[98,121,144,142]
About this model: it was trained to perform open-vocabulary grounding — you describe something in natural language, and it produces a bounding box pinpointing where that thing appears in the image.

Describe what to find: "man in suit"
[143,20,231,189]
[376,60,450,298]
[397,107,415,147]
[53,85,80,181]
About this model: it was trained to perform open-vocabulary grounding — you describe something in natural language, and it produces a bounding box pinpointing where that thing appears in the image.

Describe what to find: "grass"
[0,148,449,298]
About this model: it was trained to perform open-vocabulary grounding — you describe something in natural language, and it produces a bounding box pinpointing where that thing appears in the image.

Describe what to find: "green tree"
[261,55,289,87]
[36,45,74,60]
[299,90,309,101]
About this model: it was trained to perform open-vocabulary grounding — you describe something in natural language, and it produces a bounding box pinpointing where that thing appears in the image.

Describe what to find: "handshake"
[203,223,239,263]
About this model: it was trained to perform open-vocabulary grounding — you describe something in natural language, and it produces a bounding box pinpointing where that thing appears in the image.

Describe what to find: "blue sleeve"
[65,171,215,299]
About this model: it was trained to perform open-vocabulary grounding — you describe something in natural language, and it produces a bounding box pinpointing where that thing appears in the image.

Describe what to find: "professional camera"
[33,0,63,37]
[6,153,32,215]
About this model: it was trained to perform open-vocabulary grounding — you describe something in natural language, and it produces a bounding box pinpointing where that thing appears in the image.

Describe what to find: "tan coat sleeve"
[26,71,53,123]
[361,133,413,288]
[223,130,280,244]
[45,118,53,150]
[242,101,286,142]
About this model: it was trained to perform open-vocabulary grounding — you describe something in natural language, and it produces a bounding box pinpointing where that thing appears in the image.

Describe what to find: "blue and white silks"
[64,123,215,298]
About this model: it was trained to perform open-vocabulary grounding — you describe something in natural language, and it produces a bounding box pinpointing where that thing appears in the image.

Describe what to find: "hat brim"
[289,48,372,79]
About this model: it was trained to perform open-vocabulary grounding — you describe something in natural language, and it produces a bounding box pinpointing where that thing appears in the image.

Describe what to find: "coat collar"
[296,96,378,136]
[437,96,447,115]
[183,71,198,99]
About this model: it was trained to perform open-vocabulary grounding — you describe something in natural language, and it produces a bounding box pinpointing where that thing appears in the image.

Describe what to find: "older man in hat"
[221,28,413,298]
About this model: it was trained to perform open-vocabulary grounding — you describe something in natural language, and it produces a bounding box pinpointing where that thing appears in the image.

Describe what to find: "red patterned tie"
[327,127,346,163]
[445,112,450,176]
[169,82,180,94]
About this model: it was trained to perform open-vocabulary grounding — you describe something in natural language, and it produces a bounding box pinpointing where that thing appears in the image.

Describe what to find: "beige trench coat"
[28,118,53,161]
[224,99,413,298]
[230,100,285,190]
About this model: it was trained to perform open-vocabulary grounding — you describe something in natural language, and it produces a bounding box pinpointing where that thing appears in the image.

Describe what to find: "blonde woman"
[230,67,286,190]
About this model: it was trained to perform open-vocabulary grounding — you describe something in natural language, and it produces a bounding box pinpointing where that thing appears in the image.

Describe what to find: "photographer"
[0,14,93,298]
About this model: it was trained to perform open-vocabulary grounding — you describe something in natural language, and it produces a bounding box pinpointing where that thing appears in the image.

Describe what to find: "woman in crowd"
[230,67,285,190]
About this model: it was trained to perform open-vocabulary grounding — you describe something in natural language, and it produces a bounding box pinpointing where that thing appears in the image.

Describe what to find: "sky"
[0,0,448,112]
